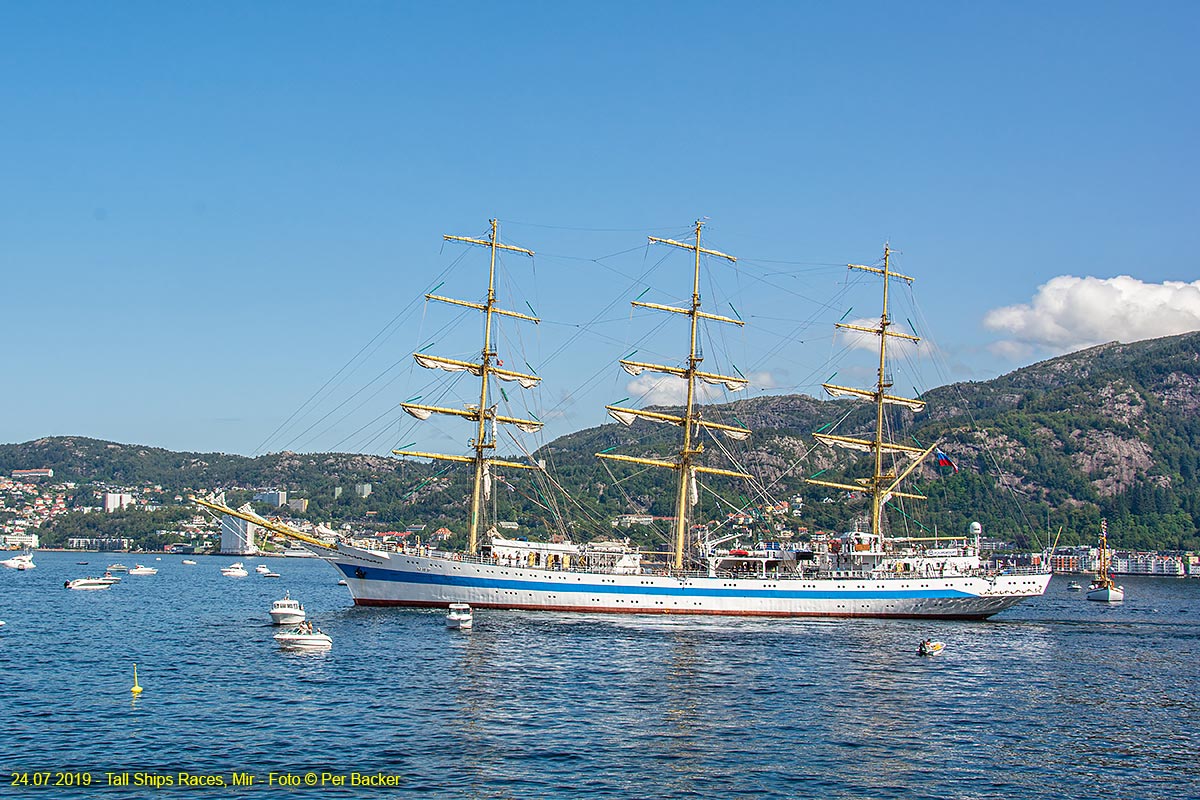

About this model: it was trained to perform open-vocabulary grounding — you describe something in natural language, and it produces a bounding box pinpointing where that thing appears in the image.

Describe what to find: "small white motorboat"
[65,577,114,590]
[263,571,281,578]
[2,553,36,570]
[182,559,197,565]
[99,572,121,584]
[106,563,128,572]
[255,564,271,575]
[1067,581,1083,591]
[128,564,158,575]
[446,603,473,630]
[274,624,332,650]
[269,591,307,625]
[221,562,248,577]
[918,639,945,656]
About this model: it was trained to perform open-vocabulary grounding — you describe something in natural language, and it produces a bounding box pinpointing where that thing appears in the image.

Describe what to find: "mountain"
[4,332,1199,551]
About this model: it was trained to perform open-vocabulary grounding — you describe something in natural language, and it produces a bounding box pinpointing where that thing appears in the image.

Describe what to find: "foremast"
[397,220,544,554]
[807,245,938,538]
[597,221,751,570]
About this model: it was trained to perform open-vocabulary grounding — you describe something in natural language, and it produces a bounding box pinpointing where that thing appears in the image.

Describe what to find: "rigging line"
[498,427,607,533]
[598,460,674,549]
[534,246,676,372]
[300,360,413,452]
[293,306,478,452]
[498,219,685,233]
[254,250,468,456]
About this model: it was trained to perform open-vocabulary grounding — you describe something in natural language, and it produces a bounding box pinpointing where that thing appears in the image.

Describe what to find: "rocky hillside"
[3,332,1198,550]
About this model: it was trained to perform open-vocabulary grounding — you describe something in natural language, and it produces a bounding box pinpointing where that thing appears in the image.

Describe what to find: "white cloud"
[984,275,1200,353]
[627,370,777,407]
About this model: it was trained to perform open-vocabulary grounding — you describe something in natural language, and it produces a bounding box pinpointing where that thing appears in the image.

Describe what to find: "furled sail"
[415,353,475,374]
[414,353,541,389]
[606,405,750,440]
[699,374,748,392]
[823,383,925,411]
[403,405,434,421]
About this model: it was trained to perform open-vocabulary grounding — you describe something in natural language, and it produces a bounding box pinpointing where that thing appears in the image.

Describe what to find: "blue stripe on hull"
[334,562,977,601]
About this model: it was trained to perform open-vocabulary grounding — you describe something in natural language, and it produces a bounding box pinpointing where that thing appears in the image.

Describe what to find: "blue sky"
[2,2,1197,457]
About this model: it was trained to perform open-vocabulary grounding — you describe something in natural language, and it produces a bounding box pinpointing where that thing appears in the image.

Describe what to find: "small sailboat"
[1087,519,1124,602]
[446,603,473,629]
[918,639,945,656]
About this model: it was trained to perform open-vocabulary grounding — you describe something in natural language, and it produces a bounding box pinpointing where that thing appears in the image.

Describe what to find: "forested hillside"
[4,332,1198,551]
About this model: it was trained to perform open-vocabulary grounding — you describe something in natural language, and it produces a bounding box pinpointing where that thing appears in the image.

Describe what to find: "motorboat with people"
[1087,519,1125,602]
[273,621,331,650]
[65,577,115,590]
[918,639,945,656]
[2,553,36,570]
[128,564,158,575]
[269,591,306,625]
[221,562,248,577]
[446,603,473,629]
[1067,581,1083,592]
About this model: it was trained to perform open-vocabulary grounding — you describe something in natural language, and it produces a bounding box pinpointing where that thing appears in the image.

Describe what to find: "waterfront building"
[220,514,260,555]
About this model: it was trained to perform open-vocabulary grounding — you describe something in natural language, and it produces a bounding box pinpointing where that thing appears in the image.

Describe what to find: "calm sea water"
[1,551,1196,799]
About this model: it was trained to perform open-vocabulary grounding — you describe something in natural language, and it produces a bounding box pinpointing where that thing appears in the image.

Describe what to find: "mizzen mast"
[597,220,751,570]
[807,245,938,537]
[396,219,543,555]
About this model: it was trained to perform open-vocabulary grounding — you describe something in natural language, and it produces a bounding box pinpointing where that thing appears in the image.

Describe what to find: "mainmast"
[396,219,543,554]
[597,220,751,570]
[807,245,938,537]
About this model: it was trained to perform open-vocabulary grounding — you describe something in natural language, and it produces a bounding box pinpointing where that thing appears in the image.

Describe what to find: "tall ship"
[197,222,1051,618]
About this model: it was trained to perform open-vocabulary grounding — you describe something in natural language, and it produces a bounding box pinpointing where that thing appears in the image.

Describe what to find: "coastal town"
[5,467,1198,577]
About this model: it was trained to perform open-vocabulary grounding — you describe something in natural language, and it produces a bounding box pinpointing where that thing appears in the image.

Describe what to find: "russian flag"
[935,448,958,473]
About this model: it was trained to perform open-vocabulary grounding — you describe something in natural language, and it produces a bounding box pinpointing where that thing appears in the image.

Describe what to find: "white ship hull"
[317,544,1050,620]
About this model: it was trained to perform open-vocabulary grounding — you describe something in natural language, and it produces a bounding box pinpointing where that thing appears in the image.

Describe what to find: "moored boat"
[128,564,158,575]
[182,559,197,565]
[2,553,36,570]
[1067,581,1083,591]
[220,562,248,578]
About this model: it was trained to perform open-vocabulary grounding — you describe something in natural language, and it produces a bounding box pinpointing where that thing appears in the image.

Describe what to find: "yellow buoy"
[131,663,143,695]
